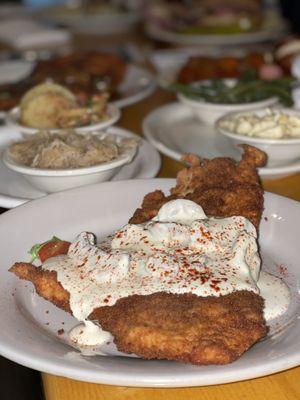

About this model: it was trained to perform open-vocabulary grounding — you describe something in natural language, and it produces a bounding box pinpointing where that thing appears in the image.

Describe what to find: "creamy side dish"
[8,130,138,169]
[219,109,300,139]
[42,199,290,349]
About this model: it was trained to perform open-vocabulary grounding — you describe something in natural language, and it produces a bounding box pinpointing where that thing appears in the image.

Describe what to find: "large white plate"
[0,61,157,109]
[143,103,300,180]
[0,126,160,208]
[145,10,288,46]
[0,179,300,386]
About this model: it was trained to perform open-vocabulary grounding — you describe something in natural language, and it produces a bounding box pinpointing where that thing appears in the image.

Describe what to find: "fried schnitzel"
[130,145,266,228]
[9,145,268,365]
[10,263,267,365]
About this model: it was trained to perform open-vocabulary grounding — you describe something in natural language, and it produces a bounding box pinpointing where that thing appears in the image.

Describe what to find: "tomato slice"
[39,240,71,262]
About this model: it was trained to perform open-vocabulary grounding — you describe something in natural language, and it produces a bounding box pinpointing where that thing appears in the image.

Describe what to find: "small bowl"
[177,80,278,125]
[216,108,300,167]
[2,128,138,193]
[5,103,121,134]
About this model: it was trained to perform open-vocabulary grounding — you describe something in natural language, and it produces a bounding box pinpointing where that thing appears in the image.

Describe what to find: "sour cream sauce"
[42,199,290,349]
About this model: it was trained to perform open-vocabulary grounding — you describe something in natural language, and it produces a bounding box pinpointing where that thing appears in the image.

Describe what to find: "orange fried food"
[177,53,267,84]
[93,291,267,365]
[10,263,267,365]
[130,145,266,229]
[9,145,268,365]
[10,263,71,313]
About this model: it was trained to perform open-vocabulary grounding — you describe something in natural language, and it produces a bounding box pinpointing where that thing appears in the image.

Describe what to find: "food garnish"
[29,236,70,262]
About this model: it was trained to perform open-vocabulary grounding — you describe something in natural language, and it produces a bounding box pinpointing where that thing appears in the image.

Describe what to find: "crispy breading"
[10,263,267,365]
[130,145,266,228]
[9,145,268,365]
[92,291,267,365]
[10,263,71,313]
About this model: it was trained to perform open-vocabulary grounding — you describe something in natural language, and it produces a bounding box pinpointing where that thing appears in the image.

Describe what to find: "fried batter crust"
[10,263,71,313]
[130,145,266,228]
[92,291,267,365]
[9,145,268,365]
[10,263,267,365]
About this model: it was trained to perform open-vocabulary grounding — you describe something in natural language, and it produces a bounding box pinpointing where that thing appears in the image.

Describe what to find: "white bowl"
[5,103,121,135]
[177,80,278,125]
[216,108,300,167]
[2,127,138,193]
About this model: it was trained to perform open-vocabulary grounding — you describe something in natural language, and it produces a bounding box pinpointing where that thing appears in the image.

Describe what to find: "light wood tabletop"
[40,85,300,400]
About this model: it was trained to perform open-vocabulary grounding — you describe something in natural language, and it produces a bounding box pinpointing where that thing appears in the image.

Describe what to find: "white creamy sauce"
[258,271,291,320]
[69,321,112,347]
[42,199,291,349]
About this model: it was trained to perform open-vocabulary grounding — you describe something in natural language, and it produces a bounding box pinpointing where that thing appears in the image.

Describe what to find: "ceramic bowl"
[216,108,300,167]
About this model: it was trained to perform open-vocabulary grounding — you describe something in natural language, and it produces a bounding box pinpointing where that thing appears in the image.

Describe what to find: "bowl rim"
[2,130,138,177]
[177,91,278,109]
[176,78,279,108]
[5,103,121,134]
[216,107,300,145]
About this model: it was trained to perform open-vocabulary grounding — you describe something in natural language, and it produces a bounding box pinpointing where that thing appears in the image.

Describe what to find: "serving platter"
[0,179,299,386]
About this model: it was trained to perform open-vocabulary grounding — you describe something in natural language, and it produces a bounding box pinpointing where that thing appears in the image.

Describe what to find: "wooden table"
[40,86,300,399]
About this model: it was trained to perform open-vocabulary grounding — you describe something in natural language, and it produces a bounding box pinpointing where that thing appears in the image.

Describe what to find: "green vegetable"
[169,73,297,106]
[29,236,61,262]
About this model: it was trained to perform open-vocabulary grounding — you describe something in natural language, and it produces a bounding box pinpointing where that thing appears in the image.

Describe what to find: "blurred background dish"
[143,102,300,179]
[0,52,156,111]
[0,125,160,206]
[4,80,120,133]
[144,2,288,46]
[0,17,71,50]
[0,59,34,85]
[171,71,296,125]
[3,129,139,193]
[176,79,279,125]
[152,48,292,88]
[216,108,300,166]
[36,1,139,35]
[6,102,121,134]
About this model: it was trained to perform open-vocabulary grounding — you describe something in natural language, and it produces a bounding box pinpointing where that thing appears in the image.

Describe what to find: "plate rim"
[112,64,157,108]
[142,102,300,179]
[0,61,156,110]
[145,11,288,47]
